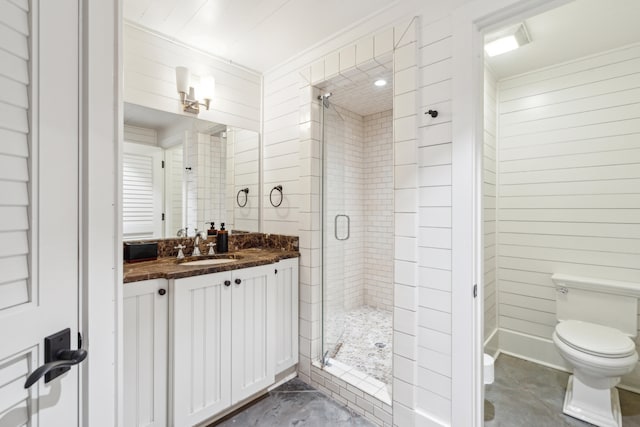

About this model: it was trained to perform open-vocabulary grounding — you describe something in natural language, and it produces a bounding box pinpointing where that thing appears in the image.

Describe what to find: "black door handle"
[24,328,87,389]
[24,349,87,388]
[235,278,241,285]
[224,280,231,287]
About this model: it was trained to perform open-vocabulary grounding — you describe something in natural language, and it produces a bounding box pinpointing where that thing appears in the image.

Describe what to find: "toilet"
[552,273,640,427]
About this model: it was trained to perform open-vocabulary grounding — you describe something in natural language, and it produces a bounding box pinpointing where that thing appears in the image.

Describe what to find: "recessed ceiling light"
[484,23,530,57]
[374,79,387,87]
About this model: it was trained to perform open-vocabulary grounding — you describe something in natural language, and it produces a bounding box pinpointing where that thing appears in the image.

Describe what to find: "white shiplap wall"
[123,23,261,132]
[496,43,640,388]
[416,16,454,426]
[229,128,260,232]
[484,66,498,346]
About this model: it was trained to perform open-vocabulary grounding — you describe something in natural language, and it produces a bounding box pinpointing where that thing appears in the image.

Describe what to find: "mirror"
[122,102,260,240]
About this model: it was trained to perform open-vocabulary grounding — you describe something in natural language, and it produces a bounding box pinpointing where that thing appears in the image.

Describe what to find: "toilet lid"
[556,320,636,358]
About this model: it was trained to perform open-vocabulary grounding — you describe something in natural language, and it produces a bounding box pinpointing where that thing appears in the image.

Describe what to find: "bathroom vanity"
[123,248,299,427]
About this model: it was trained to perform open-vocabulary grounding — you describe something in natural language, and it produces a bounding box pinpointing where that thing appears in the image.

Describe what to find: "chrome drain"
[375,342,386,349]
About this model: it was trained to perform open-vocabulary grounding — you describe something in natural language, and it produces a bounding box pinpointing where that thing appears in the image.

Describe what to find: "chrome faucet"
[192,229,202,256]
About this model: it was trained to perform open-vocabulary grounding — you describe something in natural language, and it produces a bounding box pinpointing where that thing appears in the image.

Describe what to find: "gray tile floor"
[486,354,640,426]
[212,378,375,427]
[212,355,640,427]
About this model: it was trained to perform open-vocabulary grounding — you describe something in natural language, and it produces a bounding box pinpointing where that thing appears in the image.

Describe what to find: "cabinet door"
[123,279,168,427]
[231,265,275,403]
[274,258,299,373]
[171,272,232,426]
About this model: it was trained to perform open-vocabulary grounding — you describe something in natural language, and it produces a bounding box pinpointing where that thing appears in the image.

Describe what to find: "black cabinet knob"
[158,289,166,296]
[275,269,278,275]
[235,278,241,285]
[224,280,231,287]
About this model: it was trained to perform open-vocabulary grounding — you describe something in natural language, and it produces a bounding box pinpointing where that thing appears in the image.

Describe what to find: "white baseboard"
[484,328,499,358]
[497,328,640,395]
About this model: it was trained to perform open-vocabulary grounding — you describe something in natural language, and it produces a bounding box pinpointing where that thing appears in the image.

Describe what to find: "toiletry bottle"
[207,222,217,236]
[216,222,228,253]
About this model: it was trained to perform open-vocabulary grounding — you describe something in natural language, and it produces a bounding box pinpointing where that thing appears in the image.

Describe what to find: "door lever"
[24,328,88,389]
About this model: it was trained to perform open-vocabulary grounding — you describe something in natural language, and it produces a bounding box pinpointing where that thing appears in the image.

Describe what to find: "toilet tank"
[552,274,640,337]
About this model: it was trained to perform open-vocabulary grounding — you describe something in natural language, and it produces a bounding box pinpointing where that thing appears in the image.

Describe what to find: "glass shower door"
[322,101,346,362]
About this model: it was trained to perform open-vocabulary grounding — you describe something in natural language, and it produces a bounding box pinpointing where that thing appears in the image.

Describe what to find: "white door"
[0,0,82,425]
[122,142,164,240]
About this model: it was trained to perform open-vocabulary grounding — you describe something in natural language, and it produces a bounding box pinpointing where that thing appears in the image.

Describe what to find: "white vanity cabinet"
[274,258,299,374]
[124,257,299,427]
[170,264,276,426]
[123,278,169,427]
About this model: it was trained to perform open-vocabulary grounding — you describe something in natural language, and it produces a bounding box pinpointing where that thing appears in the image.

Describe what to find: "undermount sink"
[180,258,239,266]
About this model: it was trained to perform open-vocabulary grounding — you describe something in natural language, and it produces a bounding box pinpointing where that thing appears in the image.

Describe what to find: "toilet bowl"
[554,321,638,427]
[551,274,640,427]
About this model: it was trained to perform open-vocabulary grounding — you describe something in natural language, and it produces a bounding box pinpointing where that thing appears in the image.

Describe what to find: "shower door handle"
[335,214,350,241]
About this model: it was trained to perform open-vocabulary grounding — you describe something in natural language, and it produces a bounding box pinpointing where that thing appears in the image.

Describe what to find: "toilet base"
[563,375,622,427]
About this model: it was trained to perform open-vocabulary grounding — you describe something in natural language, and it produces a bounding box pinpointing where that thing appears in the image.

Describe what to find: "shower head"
[318,92,332,108]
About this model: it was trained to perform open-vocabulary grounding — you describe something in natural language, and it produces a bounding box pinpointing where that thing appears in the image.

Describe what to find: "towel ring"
[236,188,249,207]
[270,185,283,207]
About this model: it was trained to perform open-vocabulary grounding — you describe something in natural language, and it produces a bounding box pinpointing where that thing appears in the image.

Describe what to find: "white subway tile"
[420,144,451,167]
[418,306,451,334]
[395,42,416,71]
[395,260,416,286]
[325,51,339,79]
[394,307,417,336]
[418,287,451,312]
[419,247,451,270]
[310,60,325,85]
[395,67,416,95]
[395,213,417,237]
[395,139,417,165]
[394,330,417,360]
[418,346,451,377]
[419,124,451,147]
[420,37,452,66]
[394,188,417,213]
[395,164,417,189]
[395,283,416,310]
[419,164,451,187]
[419,186,451,207]
[395,116,416,142]
[418,326,451,355]
[356,36,374,66]
[419,227,451,249]
[375,27,394,58]
[394,91,416,119]
[339,45,357,73]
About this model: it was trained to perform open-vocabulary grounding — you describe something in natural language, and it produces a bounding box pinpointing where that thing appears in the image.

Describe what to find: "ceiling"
[486,0,640,79]
[124,0,397,72]
[317,54,392,117]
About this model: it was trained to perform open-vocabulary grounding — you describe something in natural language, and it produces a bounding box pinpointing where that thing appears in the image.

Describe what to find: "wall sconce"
[175,66,215,114]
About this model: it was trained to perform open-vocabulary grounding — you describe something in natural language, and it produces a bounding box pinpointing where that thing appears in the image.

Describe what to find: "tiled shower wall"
[363,110,394,310]
[185,131,226,231]
[324,105,365,343]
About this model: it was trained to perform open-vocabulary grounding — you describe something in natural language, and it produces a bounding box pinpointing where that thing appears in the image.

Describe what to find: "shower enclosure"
[319,91,394,391]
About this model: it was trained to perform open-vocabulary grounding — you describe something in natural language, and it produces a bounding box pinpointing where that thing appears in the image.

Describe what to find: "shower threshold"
[318,357,391,405]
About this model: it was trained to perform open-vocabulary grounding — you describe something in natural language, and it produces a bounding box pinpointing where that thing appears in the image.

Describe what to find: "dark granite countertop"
[123,248,300,283]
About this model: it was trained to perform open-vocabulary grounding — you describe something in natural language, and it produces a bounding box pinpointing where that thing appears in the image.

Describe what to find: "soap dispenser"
[207,222,217,237]
[216,222,228,253]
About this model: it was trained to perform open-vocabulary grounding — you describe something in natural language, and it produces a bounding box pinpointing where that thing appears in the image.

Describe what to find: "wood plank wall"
[496,44,640,343]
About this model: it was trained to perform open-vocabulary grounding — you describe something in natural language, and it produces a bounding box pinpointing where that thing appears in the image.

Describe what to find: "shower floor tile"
[327,306,392,385]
